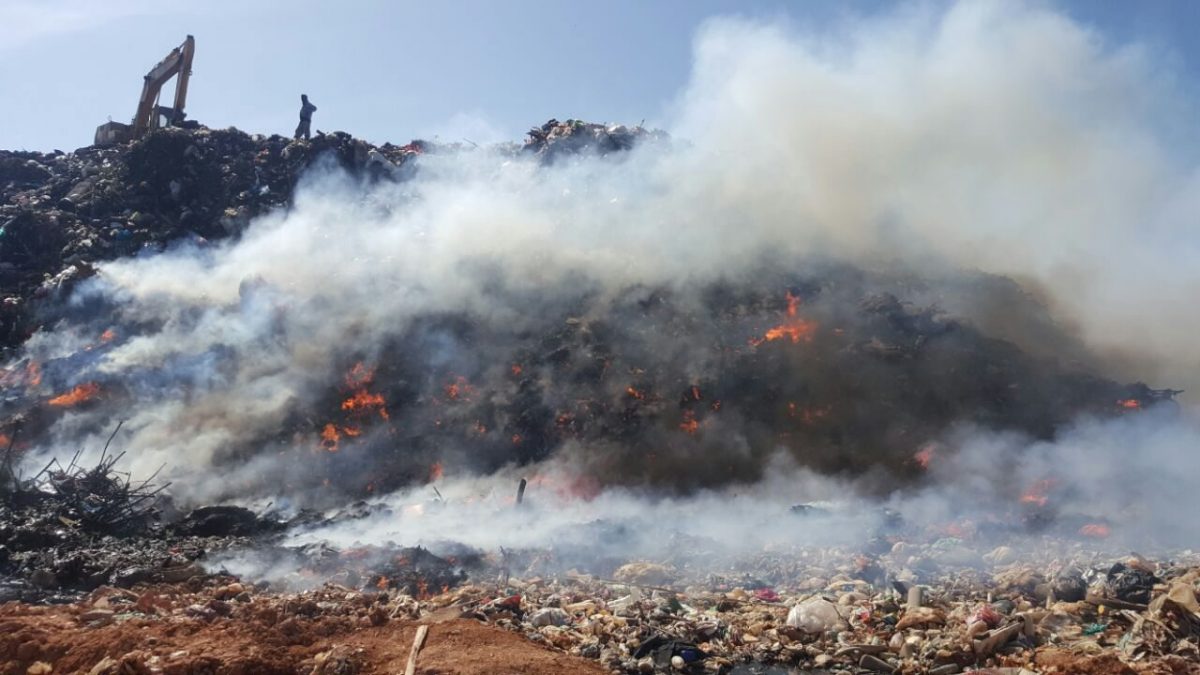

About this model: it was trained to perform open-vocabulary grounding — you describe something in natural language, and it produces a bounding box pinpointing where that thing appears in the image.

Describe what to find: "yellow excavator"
[94,35,195,146]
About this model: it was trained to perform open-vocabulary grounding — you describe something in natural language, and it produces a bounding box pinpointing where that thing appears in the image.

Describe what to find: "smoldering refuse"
[4,0,1198,550]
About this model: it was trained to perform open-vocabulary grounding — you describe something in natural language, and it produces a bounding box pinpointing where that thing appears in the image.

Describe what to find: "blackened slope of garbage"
[0,127,426,354]
[0,119,660,356]
[0,452,473,598]
[1,120,1175,503]
[0,493,470,601]
[258,263,1175,500]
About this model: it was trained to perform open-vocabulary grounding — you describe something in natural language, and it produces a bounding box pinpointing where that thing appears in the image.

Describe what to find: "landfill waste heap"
[1,120,1197,675]
[0,118,658,353]
[0,127,408,348]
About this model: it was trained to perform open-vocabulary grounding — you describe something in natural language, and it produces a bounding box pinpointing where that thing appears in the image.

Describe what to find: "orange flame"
[679,410,699,435]
[750,292,817,346]
[320,423,341,452]
[757,321,817,344]
[99,329,116,343]
[445,376,474,401]
[338,363,389,420]
[344,362,375,389]
[626,386,645,400]
[48,382,100,407]
[0,361,42,389]
[342,390,389,419]
[511,364,523,376]
[429,461,444,482]
[1116,399,1141,410]
[786,292,801,316]
[1020,478,1059,507]
[1079,523,1111,539]
[320,423,364,452]
[24,361,42,388]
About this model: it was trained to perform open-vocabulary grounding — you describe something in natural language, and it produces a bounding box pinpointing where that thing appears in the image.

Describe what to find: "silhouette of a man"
[294,94,317,140]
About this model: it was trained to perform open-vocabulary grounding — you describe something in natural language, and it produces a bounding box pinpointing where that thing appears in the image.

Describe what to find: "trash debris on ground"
[4,540,1198,674]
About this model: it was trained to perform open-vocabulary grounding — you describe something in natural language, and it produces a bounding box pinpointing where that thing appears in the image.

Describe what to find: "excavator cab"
[152,105,186,128]
[94,35,195,146]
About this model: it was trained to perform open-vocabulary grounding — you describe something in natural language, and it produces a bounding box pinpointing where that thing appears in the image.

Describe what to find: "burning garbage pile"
[523,118,668,163]
[0,116,665,357]
[3,255,1181,505]
[0,111,1195,673]
[0,127,428,354]
[293,271,1180,505]
[9,0,1200,671]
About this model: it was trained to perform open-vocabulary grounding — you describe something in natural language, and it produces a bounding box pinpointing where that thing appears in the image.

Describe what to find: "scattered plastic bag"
[530,607,569,627]
[786,596,845,633]
[753,588,780,602]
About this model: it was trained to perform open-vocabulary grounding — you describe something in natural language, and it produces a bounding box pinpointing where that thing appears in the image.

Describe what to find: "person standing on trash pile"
[294,94,317,140]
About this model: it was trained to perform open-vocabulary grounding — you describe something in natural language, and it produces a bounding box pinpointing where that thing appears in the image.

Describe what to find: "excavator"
[94,35,195,146]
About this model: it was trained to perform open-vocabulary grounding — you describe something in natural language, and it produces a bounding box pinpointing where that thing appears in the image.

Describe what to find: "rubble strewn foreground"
[2,456,1198,675]
[2,442,1198,673]
[2,535,1199,674]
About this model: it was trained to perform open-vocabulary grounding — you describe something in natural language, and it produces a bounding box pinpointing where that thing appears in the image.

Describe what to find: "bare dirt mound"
[0,589,605,675]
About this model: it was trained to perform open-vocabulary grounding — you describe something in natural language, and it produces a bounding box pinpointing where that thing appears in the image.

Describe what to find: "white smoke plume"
[15,0,1200,551]
[666,0,1200,390]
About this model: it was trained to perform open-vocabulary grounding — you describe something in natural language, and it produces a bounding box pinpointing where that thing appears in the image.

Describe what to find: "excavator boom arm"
[132,35,195,135]
[172,37,194,114]
[94,35,195,146]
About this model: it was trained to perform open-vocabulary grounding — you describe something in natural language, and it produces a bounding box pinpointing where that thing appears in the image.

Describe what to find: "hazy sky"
[1,0,1197,151]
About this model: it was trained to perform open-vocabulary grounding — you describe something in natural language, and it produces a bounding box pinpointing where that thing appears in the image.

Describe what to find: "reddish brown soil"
[1032,648,1197,675]
[0,601,607,675]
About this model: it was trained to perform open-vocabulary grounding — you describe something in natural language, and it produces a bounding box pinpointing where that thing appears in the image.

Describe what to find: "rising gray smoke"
[12,1,1200,549]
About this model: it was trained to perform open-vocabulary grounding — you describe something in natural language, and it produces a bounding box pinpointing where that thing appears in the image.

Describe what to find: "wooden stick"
[1086,594,1148,612]
[973,620,1024,657]
[100,420,124,465]
[404,624,429,675]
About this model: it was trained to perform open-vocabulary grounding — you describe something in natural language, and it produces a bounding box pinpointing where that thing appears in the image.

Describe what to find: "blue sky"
[0,0,1197,151]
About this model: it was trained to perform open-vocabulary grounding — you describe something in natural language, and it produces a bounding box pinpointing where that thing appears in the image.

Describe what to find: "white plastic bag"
[786,596,845,633]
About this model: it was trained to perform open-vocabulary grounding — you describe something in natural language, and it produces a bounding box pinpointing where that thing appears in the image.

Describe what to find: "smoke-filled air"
[10,1,1199,557]
[7,2,1200,672]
